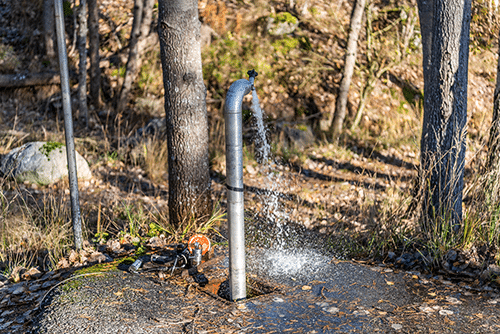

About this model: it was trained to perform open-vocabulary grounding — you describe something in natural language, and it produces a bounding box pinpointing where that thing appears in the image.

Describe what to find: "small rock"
[439,309,454,316]
[89,251,110,264]
[353,309,370,316]
[387,251,396,260]
[419,306,435,313]
[481,264,500,280]
[147,237,165,248]
[323,306,339,314]
[445,296,462,305]
[273,297,284,303]
[41,280,57,289]
[22,267,43,280]
[5,282,25,294]
[108,240,124,255]
[40,271,54,281]
[21,293,38,303]
[391,324,403,330]
[446,249,458,262]
[246,165,257,175]
[12,285,26,295]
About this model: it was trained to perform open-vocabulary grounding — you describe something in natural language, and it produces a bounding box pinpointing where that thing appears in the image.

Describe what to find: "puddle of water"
[247,248,331,282]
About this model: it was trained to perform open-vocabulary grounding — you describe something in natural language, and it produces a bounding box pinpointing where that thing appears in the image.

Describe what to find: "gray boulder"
[0,141,92,185]
[266,12,299,36]
[284,125,315,150]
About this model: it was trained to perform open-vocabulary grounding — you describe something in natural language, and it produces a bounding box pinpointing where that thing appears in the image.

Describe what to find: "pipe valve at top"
[248,69,258,89]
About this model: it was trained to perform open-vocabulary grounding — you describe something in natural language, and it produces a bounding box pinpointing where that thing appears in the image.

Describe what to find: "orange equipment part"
[187,234,211,256]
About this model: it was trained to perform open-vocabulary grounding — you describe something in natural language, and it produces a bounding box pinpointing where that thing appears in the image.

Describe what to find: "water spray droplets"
[250,90,290,250]
[251,90,271,163]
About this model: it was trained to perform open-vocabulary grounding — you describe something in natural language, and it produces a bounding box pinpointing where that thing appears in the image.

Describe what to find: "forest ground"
[1,0,500,294]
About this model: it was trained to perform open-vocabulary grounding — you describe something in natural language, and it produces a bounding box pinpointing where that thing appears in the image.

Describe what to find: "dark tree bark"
[417,0,434,91]
[158,0,212,226]
[486,32,500,203]
[88,0,101,107]
[330,0,366,140]
[417,0,471,231]
[43,0,56,58]
[77,0,88,127]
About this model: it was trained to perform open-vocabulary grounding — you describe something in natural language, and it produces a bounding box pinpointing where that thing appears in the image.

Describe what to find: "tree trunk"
[88,0,101,107]
[158,0,212,226]
[117,0,156,113]
[418,0,471,231]
[330,0,366,140]
[77,0,88,127]
[486,31,500,203]
[43,0,56,58]
[140,0,156,38]
[117,0,144,113]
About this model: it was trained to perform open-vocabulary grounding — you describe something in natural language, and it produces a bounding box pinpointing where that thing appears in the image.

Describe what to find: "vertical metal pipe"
[54,0,83,250]
[224,70,257,301]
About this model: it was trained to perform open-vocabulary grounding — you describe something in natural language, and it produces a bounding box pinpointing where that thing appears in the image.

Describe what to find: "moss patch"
[39,141,64,160]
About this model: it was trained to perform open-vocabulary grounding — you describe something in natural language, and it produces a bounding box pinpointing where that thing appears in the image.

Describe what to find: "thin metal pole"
[54,0,83,250]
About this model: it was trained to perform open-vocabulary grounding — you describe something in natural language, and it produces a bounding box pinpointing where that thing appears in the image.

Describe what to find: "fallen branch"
[0,72,62,88]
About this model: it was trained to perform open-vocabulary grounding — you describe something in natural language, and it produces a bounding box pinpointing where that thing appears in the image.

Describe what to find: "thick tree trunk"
[117,0,144,113]
[88,0,101,107]
[330,0,366,140]
[43,0,56,58]
[77,0,88,127]
[486,32,500,203]
[418,0,471,231]
[158,0,212,226]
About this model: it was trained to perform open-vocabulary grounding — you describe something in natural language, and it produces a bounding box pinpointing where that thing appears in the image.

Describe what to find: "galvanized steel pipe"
[225,70,257,301]
[54,0,83,249]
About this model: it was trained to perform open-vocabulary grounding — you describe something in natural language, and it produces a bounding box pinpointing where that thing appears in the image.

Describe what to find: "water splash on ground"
[247,248,331,281]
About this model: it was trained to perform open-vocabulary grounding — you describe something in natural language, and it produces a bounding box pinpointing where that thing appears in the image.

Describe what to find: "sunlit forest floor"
[1,0,500,286]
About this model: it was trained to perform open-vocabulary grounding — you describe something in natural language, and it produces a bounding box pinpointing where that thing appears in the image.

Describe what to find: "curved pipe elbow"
[224,79,253,115]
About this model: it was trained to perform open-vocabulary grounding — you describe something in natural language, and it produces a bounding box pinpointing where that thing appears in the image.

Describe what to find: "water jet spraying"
[224,69,258,301]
